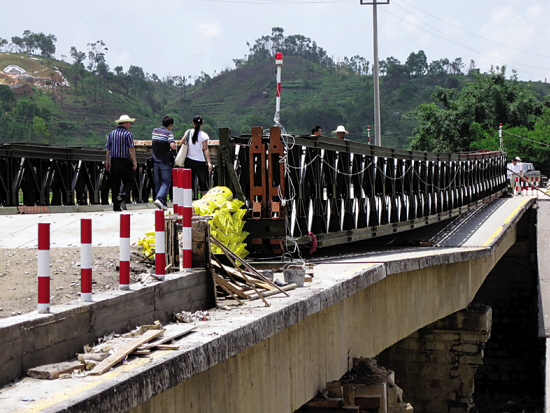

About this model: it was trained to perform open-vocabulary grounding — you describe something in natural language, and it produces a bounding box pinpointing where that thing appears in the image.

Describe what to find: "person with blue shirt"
[151,116,176,210]
[105,114,137,211]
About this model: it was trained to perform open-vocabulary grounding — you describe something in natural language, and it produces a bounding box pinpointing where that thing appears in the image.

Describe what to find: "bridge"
[0,130,545,412]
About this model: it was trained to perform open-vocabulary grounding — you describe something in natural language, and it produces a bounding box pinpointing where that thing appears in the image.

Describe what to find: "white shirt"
[185,129,209,162]
[511,161,523,175]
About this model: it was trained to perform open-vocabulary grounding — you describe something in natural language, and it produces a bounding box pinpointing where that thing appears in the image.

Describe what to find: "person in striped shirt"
[151,116,176,210]
[105,114,138,211]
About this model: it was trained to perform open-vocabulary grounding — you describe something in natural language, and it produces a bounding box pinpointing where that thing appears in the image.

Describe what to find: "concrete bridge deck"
[0,196,538,413]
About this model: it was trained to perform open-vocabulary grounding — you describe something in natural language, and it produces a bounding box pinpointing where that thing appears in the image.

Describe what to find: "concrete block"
[49,206,79,213]
[326,381,343,398]
[0,207,19,215]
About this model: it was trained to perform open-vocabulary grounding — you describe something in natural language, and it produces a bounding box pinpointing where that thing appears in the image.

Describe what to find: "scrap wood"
[214,276,244,304]
[248,283,297,300]
[27,360,86,380]
[89,329,164,376]
[210,235,289,297]
[210,235,270,307]
[157,344,179,350]
[213,273,249,299]
[138,325,196,351]
[213,260,274,290]
[77,353,109,362]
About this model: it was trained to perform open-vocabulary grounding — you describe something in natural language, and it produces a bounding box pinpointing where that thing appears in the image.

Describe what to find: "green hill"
[1,51,549,151]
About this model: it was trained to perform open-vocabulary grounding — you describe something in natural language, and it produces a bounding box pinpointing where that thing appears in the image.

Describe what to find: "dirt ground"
[0,246,153,318]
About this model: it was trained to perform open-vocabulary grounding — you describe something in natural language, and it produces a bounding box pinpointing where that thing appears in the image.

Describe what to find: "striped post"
[81,219,93,302]
[155,210,166,280]
[515,177,520,195]
[172,168,180,216]
[37,223,50,314]
[181,168,193,271]
[119,214,130,290]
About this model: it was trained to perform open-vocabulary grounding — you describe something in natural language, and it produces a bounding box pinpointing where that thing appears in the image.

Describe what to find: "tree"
[409,66,544,152]
[87,40,108,72]
[405,50,428,77]
[70,46,87,92]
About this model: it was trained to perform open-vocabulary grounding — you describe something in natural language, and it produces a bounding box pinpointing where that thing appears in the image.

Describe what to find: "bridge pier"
[377,305,492,413]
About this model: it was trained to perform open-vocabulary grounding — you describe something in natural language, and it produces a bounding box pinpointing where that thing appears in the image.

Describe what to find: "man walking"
[105,114,137,211]
[151,116,176,210]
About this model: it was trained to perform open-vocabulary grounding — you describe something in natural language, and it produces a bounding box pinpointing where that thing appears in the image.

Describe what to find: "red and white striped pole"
[155,210,166,280]
[119,214,130,290]
[515,177,519,195]
[181,168,193,271]
[37,223,50,314]
[367,126,371,145]
[172,168,180,216]
[81,219,92,302]
[274,52,283,124]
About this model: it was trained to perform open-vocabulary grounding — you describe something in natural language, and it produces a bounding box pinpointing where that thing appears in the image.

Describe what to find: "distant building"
[4,65,26,74]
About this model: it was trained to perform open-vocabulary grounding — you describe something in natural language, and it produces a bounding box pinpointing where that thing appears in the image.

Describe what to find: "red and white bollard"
[81,219,92,302]
[515,177,520,195]
[37,223,50,314]
[155,210,166,280]
[181,168,192,271]
[172,168,180,216]
[119,214,130,290]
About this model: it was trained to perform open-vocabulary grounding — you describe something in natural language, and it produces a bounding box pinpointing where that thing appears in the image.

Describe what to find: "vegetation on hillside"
[1,28,550,173]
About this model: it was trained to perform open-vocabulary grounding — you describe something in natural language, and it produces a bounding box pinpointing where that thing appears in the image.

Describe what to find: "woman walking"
[180,115,212,198]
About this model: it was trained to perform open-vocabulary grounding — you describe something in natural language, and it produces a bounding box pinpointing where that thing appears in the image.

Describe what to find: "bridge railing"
[0,143,155,207]
[216,127,508,252]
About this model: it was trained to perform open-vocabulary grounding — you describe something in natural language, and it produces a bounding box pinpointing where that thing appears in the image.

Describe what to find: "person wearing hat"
[105,114,138,211]
[510,156,523,195]
[332,125,349,140]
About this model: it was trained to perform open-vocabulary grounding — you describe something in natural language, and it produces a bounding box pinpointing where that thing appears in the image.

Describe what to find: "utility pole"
[360,0,389,147]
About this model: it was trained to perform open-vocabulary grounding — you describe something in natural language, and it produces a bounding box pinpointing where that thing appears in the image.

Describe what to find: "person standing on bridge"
[510,156,524,195]
[105,114,138,211]
[151,116,176,211]
[332,125,349,140]
[179,115,212,199]
[311,125,323,137]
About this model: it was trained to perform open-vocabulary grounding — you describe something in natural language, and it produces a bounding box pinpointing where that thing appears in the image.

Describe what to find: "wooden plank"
[157,344,179,350]
[248,283,297,300]
[213,273,249,298]
[89,329,164,376]
[306,398,344,408]
[27,360,85,380]
[138,325,196,350]
[355,396,381,409]
[213,261,274,290]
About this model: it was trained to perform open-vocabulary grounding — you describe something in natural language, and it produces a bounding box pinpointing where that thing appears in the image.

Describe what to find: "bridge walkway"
[0,195,538,413]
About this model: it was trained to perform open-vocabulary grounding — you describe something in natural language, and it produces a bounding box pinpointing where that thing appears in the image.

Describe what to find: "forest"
[0,28,549,173]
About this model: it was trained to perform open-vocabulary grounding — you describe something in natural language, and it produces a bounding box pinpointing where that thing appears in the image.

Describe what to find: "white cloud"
[198,23,221,39]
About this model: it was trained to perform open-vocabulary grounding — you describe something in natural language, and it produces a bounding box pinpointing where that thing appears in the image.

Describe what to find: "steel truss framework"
[0,144,155,207]
[216,127,508,250]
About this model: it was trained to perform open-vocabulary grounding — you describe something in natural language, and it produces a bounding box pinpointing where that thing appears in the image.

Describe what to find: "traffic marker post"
[119,214,130,290]
[81,218,93,302]
[155,210,166,280]
[172,168,180,216]
[37,223,50,314]
[182,168,192,271]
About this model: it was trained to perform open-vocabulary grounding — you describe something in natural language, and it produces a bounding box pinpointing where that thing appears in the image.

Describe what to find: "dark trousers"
[184,158,209,194]
[110,158,134,210]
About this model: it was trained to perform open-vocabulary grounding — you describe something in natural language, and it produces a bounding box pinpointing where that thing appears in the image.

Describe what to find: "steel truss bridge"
[0,127,508,253]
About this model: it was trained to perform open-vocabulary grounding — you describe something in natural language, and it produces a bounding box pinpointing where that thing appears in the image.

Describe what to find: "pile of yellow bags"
[137,231,156,260]
[193,186,250,259]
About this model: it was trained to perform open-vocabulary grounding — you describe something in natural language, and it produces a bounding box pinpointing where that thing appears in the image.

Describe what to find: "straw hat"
[115,114,135,124]
[514,156,521,161]
[332,125,349,134]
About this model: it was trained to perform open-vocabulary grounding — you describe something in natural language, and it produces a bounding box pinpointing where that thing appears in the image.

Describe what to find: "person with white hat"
[105,114,138,211]
[510,156,523,195]
[332,125,349,140]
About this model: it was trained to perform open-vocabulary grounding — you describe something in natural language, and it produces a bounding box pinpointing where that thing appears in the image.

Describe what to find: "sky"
[1,0,550,83]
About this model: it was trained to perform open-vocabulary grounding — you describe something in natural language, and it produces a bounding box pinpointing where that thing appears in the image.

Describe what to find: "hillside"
[1,52,549,150]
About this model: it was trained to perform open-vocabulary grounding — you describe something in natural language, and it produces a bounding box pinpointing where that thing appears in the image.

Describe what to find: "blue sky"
[2,0,549,82]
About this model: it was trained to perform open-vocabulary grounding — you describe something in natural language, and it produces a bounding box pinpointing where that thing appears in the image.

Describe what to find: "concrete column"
[377,305,492,413]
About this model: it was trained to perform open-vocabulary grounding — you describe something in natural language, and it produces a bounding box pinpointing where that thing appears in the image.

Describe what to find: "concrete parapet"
[0,270,214,386]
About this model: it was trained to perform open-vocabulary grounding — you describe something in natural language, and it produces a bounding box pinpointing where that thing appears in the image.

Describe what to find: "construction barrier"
[81,219,93,302]
[155,210,166,280]
[120,214,130,290]
[181,169,192,271]
[37,223,50,314]
[172,168,181,217]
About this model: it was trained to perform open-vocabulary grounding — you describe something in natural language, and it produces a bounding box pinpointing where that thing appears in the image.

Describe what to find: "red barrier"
[155,210,166,279]
[182,168,192,271]
[172,168,180,216]
[119,214,130,290]
[37,223,50,314]
[81,219,92,302]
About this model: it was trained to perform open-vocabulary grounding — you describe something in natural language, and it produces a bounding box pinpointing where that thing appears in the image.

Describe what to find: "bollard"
[37,223,50,314]
[182,168,192,271]
[172,168,179,216]
[155,210,166,280]
[81,219,93,302]
[119,214,130,290]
